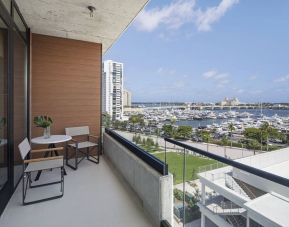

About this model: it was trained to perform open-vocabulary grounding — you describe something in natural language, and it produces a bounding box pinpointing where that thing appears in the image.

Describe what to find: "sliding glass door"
[13,29,27,186]
[0,17,8,194]
[0,13,9,214]
[0,0,29,215]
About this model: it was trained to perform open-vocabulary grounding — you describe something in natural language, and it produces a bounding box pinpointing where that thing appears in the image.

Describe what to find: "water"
[175,109,289,128]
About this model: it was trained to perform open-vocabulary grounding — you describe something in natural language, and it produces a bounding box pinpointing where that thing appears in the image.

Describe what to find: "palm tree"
[260,122,271,151]
[201,131,211,152]
[170,116,177,125]
[249,139,259,155]
[221,135,228,157]
[228,123,235,147]
[129,115,143,134]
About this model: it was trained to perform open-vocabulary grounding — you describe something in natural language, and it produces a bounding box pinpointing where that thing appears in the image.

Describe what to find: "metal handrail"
[225,174,250,199]
[212,201,243,214]
[164,137,289,188]
[234,178,256,199]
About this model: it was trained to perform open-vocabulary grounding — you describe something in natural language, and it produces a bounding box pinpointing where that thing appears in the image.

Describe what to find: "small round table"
[31,135,72,181]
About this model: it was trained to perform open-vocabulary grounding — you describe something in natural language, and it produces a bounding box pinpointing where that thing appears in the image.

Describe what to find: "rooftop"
[244,193,289,226]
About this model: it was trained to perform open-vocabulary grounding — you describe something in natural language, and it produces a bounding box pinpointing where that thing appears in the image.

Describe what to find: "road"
[115,130,260,160]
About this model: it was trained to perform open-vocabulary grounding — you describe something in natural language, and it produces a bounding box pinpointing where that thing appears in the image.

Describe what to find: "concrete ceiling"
[15,0,148,54]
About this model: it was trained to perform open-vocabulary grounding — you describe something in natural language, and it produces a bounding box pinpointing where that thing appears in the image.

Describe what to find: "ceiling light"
[87,6,96,17]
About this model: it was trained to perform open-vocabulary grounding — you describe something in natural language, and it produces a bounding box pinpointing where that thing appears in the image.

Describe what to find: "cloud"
[157,67,163,73]
[134,0,239,32]
[215,73,229,80]
[203,69,230,87]
[134,0,195,32]
[195,0,239,31]
[157,67,176,76]
[249,75,257,80]
[202,70,229,80]
[249,89,263,95]
[203,70,217,78]
[217,79,230,87]
[274,75,289,82]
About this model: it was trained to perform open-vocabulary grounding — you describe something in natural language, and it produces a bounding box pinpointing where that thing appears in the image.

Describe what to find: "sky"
[104,0,289,103]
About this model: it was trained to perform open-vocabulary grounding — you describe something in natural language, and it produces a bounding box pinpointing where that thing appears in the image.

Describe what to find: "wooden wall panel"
[31,34,102,140]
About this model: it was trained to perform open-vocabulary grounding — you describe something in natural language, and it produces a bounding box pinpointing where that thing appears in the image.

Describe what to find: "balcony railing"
[163,137,289,227]
[164,137,289,187]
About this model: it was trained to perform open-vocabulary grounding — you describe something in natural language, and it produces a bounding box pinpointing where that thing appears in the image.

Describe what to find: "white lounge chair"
[19,138,64,205]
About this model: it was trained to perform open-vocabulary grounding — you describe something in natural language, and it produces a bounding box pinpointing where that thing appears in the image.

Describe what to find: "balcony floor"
[0,157,153,227]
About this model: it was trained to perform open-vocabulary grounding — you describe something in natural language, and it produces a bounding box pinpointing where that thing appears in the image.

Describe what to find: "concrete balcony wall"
[103,133,173,227]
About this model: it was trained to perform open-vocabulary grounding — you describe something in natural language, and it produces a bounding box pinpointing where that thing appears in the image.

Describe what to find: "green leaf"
[33,115,53,128]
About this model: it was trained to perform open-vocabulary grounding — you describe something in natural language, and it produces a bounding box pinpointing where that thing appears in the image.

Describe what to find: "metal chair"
[19,138,64,205]
[65,126,99,170]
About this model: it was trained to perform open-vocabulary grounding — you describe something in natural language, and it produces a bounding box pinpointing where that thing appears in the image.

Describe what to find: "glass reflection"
[0,18,8,191]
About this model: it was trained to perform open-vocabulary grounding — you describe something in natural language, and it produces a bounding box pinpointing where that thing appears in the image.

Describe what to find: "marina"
[124,108,289,134]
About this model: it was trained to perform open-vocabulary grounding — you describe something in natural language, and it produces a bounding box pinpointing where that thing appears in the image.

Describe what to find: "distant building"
[102,60,123,120]
[123,89,132,107]
[218,97,240,106]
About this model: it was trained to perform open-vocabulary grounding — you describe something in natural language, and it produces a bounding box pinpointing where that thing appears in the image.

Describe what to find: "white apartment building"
[123,89,132,107]
[198,148,289,227]
[102,60,123,120]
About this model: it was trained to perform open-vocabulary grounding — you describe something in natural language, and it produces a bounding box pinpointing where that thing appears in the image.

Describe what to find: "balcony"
[0,130,173,227]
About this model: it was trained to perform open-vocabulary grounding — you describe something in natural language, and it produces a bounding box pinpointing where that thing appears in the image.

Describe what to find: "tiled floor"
[0,157,153,227]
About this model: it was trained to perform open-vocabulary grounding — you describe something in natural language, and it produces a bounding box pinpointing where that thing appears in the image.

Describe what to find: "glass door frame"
[0,0,29,215]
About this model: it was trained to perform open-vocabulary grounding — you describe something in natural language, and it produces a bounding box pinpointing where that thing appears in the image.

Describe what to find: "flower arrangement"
[34,116,53,138]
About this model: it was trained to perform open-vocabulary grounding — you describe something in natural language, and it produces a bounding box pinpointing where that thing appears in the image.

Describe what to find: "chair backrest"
[65,126,90,137]
[18,138,31,160]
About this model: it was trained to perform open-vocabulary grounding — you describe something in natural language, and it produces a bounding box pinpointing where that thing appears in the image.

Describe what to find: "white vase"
[43,126,51,139]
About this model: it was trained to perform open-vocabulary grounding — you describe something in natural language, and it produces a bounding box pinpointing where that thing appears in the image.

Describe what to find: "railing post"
[183,147,186,227]
[165,140,167,166]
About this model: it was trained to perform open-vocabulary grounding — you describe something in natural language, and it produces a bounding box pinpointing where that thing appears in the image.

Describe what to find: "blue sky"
[104,0,289,103]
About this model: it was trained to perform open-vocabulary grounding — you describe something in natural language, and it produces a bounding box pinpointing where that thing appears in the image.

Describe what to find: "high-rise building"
[123,89,132,107]
[102,60,123,120]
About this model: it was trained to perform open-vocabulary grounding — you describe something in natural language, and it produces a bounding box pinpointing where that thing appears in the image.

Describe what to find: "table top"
[31,135,72,145]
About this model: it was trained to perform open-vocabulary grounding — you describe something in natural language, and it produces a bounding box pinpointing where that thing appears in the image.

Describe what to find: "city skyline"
[104,0,289,103]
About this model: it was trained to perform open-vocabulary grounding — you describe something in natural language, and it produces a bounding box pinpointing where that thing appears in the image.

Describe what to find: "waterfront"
[175,108,289,128]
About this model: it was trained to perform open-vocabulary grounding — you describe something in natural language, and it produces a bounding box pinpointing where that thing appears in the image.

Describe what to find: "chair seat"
[25,158,63,173]
[68,141,98,149]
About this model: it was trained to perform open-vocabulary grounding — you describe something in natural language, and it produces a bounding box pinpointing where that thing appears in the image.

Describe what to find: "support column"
[201,182,205,205]
[201,182,206,227]
[201,213,205,227]
[246,216,250,227]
